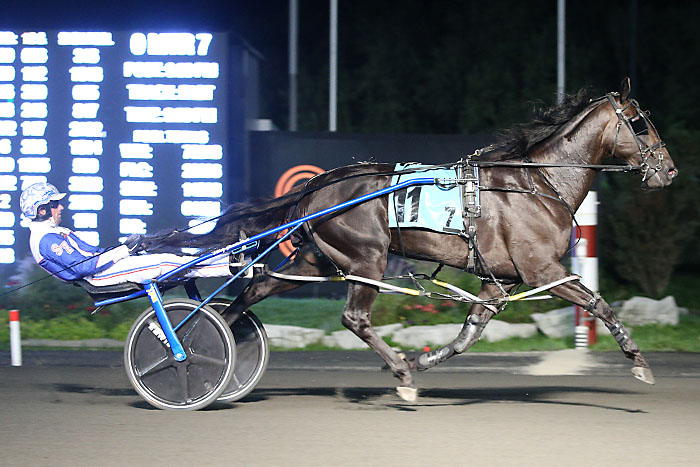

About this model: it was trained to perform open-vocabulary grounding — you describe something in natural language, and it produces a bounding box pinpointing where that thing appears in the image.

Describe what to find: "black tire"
[124,299,236,411]
[208,299,269,403]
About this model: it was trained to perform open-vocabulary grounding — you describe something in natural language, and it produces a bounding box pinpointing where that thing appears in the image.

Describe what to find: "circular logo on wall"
[273,164,325,256]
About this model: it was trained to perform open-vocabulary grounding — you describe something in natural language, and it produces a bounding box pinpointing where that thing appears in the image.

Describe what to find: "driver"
[20,182,231,286]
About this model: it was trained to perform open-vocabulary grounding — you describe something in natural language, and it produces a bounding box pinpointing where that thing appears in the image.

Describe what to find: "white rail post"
[572,191,598,349]
[9,309,21,366]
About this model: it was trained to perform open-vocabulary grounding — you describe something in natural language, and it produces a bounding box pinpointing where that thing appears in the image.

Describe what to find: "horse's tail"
[141,189,304,253]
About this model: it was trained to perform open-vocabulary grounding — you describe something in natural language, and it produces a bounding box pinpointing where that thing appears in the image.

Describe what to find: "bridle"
[605,92,667,182]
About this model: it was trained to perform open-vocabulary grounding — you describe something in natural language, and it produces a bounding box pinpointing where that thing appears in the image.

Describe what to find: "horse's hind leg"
[412,282,517,370]
[342,281,417,401]
[221,245,334,325]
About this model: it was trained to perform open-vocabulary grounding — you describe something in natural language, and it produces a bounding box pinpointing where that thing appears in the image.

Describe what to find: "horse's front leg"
[341,282,417,402]
[411,282,517,371]
[547,278,655,384]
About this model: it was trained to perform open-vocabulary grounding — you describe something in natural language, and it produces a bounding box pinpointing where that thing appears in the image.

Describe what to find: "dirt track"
[1,351,698,466]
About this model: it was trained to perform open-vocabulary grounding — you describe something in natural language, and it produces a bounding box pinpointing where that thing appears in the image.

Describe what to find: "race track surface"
[1,350,699,466]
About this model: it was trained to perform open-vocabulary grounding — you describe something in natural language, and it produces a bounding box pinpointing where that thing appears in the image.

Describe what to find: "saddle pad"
[387,163,464,233]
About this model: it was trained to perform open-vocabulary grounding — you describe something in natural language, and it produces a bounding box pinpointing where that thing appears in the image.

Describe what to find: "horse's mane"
[481,87,600,161]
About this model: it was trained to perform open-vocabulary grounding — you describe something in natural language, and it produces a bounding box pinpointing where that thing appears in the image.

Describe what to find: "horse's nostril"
[668,167,678,178]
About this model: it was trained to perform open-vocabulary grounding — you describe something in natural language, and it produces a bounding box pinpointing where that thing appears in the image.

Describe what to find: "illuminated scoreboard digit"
[0,30,229,265]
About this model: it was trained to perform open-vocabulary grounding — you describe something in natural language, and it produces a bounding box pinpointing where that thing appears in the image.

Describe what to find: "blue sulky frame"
[92,177,437,362]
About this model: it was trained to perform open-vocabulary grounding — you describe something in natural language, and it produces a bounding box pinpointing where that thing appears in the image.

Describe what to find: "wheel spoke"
[179,315,202,345]
[138,355,172,378]
[176,364,191,402]
[230,373,242,389]
[189,351,227,368]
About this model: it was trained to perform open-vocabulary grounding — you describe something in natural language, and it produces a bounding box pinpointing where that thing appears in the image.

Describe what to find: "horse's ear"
[620,77,631,102]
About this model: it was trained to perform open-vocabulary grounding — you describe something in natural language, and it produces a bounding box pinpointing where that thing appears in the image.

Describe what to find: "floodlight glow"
[0,175,17,190]
[120,218,147,234]
[125,84,215,100]
[68,176,103,192]
[0,230,14,245]
[0,121,17,136]
[72,158,100,174]
[69,66,104,82]
[20,84,48,100]
[21,121,47,137]
[123,61,219,79]
[0,66,15,80]
[0,211,15,227]
[133,129,209,144]
[119,143,153,159]
[72,84,100,100]
[20,48,48,64]
[0,248,15,263]
[68,194,103,211]
[0,48,15,63]
[57,32,114,46]
[120,180,157,197]
[72,103,99,119]
[20,66,48,81]
[0,84,14,99]
[20,102,48,118]
[120,161,153,178]
[181,200,220,217]
[181,163,222,179]
[0,139,10,154]
[119,200,153,216]
[18,157,50,172]
[182,182,223,198]
[20,138,48,155]
[0,103,15,118]
[0,157,14,172]
[72,212,97,229]
[0,32,19,45]
[69,121,106,138]
[187,218,216,235]
[182,144,223,160]
[21,32,47,45]
[73,48,100,64]
[76,231,99,246]
[69,139,102,155]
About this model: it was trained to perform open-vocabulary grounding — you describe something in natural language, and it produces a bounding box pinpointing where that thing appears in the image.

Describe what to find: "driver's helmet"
[19,182,66,220]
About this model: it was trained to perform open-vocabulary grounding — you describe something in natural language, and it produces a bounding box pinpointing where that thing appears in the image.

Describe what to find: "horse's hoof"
[631,366,655,385]
[396,386,418,402]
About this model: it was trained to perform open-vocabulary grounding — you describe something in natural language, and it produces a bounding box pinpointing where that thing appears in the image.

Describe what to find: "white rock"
[616,296,680,326]
[531,307,575,338]
[392,324,463,348]
[321,323,405,349]
[322,330,363,349]
[263,324,325,349]
[375,323,405,337]
[481,319,538,342]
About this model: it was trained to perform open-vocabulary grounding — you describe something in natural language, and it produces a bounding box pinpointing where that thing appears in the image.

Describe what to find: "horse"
[144,78,678,402]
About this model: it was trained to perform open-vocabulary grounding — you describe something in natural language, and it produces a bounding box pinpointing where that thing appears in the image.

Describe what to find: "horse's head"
[603,77,678,190]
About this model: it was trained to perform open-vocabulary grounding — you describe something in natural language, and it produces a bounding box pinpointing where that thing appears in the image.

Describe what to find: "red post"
[9,309,21,366]
[572,192,598,347]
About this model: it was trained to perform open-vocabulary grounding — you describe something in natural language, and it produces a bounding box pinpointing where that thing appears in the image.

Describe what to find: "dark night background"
[3,0,699,297]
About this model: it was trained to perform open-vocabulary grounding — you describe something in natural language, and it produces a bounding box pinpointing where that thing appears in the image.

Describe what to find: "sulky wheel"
[124,299,236,411]
[208,299,270,403]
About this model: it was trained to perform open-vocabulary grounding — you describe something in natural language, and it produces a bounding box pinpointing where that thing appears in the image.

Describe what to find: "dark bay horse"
[146,79,678,401]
